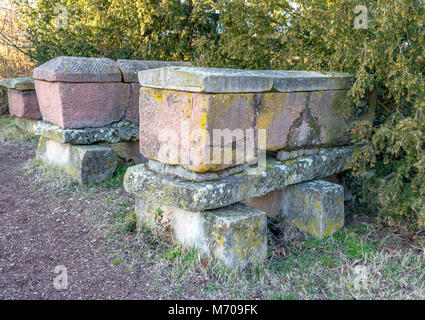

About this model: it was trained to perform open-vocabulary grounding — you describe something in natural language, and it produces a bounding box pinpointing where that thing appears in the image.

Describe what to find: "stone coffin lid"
[138,67,353,93]
[33,56,122,83]
[0,77,35,90]
[118,59,192,83]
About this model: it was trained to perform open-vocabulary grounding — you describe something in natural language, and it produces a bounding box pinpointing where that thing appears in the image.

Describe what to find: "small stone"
[136,198,267,269]
[36,137,117,184]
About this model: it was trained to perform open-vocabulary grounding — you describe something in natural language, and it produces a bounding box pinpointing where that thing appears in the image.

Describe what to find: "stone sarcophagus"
[34,57,128,129]
[26,57,190,184]
[33,57,192,129]
[138,67,352,172]
[0,77,41,120]
[123,66,359,268]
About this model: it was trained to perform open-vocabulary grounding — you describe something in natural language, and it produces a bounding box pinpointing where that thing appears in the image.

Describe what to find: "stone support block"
[136,198,267,269]
[36,137,117,184]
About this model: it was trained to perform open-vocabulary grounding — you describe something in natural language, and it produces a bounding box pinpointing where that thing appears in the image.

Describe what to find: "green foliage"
[16,0,219,64]
[17,0,425,226]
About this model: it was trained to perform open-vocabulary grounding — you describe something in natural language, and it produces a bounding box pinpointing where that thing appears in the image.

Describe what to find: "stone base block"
[14,118,138,145]
[136,198,267,269]
[36,137,117,184]
[248,180,344,238]
[8,89,41,120]
[109,141,147,164]
[124,145,353,212]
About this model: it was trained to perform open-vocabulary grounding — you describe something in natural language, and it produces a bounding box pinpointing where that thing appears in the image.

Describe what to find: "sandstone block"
[136,198,267,269]
[35,80,128,128]
[124,82,141,123]
[7,89,41,120]
[247,180,344,238]
[139,88,258,172]
[258,90,350,151]
[139,88,349,171]
[36,137,117,184]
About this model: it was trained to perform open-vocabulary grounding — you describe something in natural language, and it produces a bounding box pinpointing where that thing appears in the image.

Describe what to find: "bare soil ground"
[1,116,424,300]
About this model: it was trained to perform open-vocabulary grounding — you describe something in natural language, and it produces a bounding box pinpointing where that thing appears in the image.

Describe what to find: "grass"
[0,116,37,143]
[101,206,425,299]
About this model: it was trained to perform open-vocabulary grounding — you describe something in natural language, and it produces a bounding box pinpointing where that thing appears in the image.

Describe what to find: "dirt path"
[0,140,169,299]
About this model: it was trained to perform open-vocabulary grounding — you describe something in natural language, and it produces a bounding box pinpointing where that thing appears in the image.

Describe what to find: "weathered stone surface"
[124,83,141,123]
[33,56,122,83]
[136,198,267,268]
[247,178,346,224]
[120,61,192,123]
[258,90,349,151]
[139,67,275,93]
[139,88,349,171]
[124,145,353,211]
[254,180,343,238]
[0,85,8,114]
[264,70,352,92]
[118,59,191,83]
[148,160,249,182]
[14,118,138,145]
[7,89,41,120]
[37,137,117,184]
[35,80,128,128]
[109,141,147,164]
[0,77,35,90]
[139,88,258,172]
[277,148,321,161]
[138,67,352,93]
